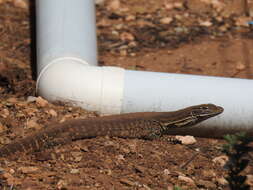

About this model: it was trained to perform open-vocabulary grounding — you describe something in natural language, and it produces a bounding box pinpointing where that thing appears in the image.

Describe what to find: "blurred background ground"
[0,0,252,189]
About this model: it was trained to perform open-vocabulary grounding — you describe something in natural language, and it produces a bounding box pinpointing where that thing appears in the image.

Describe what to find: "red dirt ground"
[0,0,252,189]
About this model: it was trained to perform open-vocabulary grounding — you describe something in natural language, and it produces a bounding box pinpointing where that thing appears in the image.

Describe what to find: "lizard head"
[189,104,224,119]
[158,104,224,129]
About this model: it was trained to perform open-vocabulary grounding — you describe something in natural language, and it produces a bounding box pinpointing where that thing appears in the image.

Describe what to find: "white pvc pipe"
[123,70,253,137]
[36,0,97,75]
[36,0,253,138]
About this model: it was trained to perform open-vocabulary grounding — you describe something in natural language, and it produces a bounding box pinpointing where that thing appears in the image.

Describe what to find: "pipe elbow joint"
[36,57,125,114]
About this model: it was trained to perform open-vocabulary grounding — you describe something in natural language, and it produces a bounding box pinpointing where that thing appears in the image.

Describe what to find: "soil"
[0,0,253,189]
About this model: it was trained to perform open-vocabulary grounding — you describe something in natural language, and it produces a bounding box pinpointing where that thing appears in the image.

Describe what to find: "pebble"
[246,174,253,186]
[0,122,7,133]
[13,0,28,9]
[26,119,41,130]
[160,17,173,24]
[1,109,10,118]
[175,135,197,145]
[212,155,228,167]
[178,175,195,185]
[2,172,17,185]
[35,96,48,107]
[107,0,120,11]
[163,169,171,175]
[120,32,135,41]
[48,109,58,117]
[216,177,228,185]
[173,2,184,9]
[236,62,246,70]
[116,154,125,161]
[95,0,105,5]
[26,96,37,103]
[196,179,216,189]
[125,15,136,21]
[199,20,213,27]
[18,166,39,174]
[70,169,80,174]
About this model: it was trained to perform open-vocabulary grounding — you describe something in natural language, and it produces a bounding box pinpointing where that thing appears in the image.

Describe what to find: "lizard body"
[0,104,223,157]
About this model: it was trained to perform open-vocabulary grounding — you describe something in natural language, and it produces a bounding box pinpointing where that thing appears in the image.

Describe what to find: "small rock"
[173,2,184,9]
[212,155,228,167]
[167,50,173,55]
[2,172,17,185]
[71,151,83,162]
[163,169,171,175]
[199,20,213,27]
[7,97,18,103]
[0,0,5,6]
[202,169,216,178]
[0,122,7,133]
[125,15,136,21]
[18,166,39,174]
[236,62,246,70]
[174,14,183,21]
[164,1,173,10]
[120,32,135,41]
[107,0,120,11]
[160,17,173,24]
[97,18,111,27]
[116,154,125,161]
[48,109,58,117]
[57,179,68,189]
[128,41,137,48]
[174,26,186,33]
[246,174,253,186]
[186,0,212,13]
[36,96,48,107]
[175,135,197,145]
[114,23,123,30]
[13,0,28,9]
[178,175,195,185]
[9,168,15,174]
[1,109,10,118]
[120,49,127,56]
[197,179,216,189]
[126,141,138,153]
[26,119,41,130]
[95,0,105,5]
[216,177,228,185]
[27,96,37,103]
[142,184,152,190]
[167,185,174,190]
[219,25,228,32]
[211,0,225,12]
[70,169,79,174]
[2,172,12,180]
[235,16,251,27]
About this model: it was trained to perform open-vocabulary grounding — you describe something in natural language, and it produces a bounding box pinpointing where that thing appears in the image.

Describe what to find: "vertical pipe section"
[36,0,97,75]
[36,0,125,115]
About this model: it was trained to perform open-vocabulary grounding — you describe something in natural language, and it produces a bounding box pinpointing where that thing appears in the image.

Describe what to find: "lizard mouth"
[214,106,224,115]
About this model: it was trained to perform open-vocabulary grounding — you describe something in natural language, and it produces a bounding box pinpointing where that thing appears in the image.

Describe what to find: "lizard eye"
[200,106,209,111]
[191,106,210,116]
